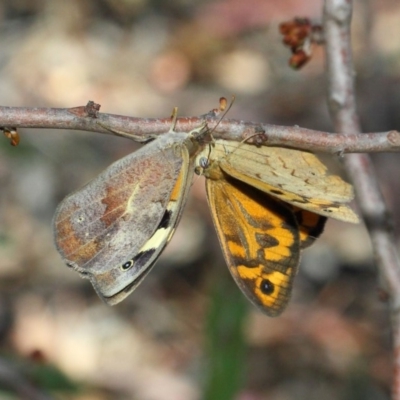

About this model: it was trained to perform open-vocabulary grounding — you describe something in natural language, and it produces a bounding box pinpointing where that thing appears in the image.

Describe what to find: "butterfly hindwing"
[291,207,327,249]
[92,157,194,305]
[210,141,359,223]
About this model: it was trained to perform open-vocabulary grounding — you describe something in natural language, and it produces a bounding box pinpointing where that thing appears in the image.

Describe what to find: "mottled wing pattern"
[54,131,194,305]
[210,141,359,223]
[206,175,300,317]
[103,156,195,305]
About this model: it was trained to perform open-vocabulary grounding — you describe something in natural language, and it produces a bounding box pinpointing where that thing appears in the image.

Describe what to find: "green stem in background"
[203,267,248,400]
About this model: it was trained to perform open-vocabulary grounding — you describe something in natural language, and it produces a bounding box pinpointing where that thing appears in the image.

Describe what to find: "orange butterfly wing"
[206,173,300,316]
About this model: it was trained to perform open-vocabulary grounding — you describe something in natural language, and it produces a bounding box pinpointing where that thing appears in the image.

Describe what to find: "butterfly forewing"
[206,174,300,317]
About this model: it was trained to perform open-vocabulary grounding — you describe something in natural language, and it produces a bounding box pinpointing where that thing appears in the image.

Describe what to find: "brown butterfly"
[195,140,358,316]
[53,120,209,305]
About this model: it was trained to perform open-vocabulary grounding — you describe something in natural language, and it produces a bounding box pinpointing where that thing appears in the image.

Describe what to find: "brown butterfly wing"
[53,132,193,303]
[101,155,195,305]
[206,175,300,317]
[213,141,359,223]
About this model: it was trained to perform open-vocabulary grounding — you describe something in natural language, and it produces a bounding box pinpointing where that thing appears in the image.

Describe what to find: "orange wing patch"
[204,167,300,316]
[291,207,327,249]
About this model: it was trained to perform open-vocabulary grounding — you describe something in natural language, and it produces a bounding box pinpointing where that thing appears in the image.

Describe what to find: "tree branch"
[323,1,400,398]
[0,105,399,154]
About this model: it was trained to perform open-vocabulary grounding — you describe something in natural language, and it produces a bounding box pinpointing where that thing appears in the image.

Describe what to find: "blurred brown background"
[0,0,399,399]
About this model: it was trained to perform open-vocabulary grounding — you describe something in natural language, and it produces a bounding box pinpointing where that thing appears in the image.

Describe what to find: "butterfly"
[53,104,358,315]
[195,140,358,316]
[53,117,209,305]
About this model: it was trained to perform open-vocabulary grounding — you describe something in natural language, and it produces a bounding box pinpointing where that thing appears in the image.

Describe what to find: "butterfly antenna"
[210,95,235,134]
[169,107,179,132]
[199,95,235,161]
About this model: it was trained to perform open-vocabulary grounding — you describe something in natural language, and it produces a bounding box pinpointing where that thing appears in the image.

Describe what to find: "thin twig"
[0,105,399,154]
[323,1,400,398]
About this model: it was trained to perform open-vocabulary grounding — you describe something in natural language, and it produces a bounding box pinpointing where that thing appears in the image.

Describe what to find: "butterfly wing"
[212,141,359,223]
[206,174,300,317]
[53,132,194,305]
[290,207,326,249]
[103,156,195,305]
